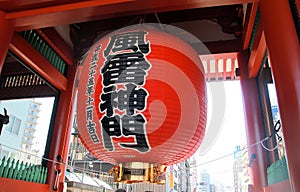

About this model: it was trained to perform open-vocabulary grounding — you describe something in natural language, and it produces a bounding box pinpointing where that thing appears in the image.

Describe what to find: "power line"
[0,142,63,165]
[191,120,283,169]
[0,142,112,176]
[191,134,280,169]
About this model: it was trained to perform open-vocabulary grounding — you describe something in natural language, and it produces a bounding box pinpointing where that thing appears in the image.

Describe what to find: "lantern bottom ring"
[109,162,166,184]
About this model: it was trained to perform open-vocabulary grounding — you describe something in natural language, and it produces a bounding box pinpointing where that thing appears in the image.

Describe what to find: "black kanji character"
[118,83,147,115]
[104,31,150,57]
[86,96,94,106]
[101,52,151,74]
[91,52,99,63]
[86,85,94,96]
[89,63,97,70]
[102,68,147,86]
[87,76,95,88]
[88,69,96,77]
[86,105,93,121]
[100,85,118,117]
[86,120,96,135]
[119,114,150,153]
[101,115,121,151]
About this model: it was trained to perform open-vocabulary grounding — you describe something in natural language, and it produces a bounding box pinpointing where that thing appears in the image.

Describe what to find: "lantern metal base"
[110,162,166,184]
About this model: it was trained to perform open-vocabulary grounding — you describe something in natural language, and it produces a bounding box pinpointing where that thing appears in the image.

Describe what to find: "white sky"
[196,80,247,187]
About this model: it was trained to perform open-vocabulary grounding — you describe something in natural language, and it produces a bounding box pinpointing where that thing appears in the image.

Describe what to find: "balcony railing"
[27,117,37,123]
[22,139,33,145]
[200,52,239,82]
[25,125,37,131]
[23,132,35,138]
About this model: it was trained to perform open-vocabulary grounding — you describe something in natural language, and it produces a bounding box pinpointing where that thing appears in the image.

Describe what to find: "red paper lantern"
[77,24,207,182]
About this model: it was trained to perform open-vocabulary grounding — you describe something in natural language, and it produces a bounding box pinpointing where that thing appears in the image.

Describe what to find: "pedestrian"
[115,189,126,192]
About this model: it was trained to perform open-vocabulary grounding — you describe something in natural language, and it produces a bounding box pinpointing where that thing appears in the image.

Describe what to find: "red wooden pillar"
[238,51,268,192]
[47,62,77,192]
[0,11,14,74]
[260,0,300,191]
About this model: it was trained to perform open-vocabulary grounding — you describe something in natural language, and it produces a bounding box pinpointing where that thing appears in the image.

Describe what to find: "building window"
[174,170,178,178]
[30,110,36,116]
[31,103,40,110]
[5,115,21,135]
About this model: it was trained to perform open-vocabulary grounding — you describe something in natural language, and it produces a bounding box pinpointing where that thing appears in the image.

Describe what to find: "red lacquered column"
[0,11,13,74]
[260,0,300,191]
[47,62,77,192]
[238,51,268,192]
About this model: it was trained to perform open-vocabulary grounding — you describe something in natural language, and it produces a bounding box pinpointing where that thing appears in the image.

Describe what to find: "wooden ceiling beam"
[36,27,74,65]
[242,2,258,50]
[201,39,242,54]
[247,19,267,78]
[4,0,257,31]
[6,0,132,19]
[9,32,68,91]
[73,4,241,34]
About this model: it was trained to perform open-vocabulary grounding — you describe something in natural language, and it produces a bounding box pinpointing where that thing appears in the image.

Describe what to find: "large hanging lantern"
[77,24,207,183]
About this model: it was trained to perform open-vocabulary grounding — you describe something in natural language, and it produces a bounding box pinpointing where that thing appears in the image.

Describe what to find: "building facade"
[0,99,41,164]
[198,170,211,192]
[165,159,195,192]
[233,148,250,192]
[189,156,198,192]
